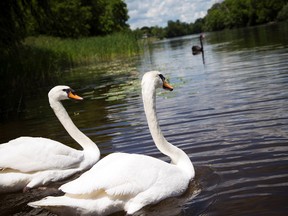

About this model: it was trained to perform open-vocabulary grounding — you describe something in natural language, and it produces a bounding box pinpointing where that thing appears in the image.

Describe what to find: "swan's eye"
[159,74,165,81]
[62,89,70,94]
[63,88,76,97]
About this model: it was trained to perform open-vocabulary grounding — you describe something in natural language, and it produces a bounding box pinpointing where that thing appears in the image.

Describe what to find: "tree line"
[2,0,287,47]
[135,0,288,39]
[0,0,133,119]
[0,0,129,50]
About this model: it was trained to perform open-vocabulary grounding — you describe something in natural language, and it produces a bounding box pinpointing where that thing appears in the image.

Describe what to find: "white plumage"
[28,71,195,215]
[0,86,100,193]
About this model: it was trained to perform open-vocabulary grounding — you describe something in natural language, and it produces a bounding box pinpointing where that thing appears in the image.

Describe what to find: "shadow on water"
[0,45,70,121]
[0,180,65,215]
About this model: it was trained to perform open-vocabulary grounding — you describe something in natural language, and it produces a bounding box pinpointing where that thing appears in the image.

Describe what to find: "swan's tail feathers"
[28,196,59,208]
[28,195,123,216]
[28,196,82,215]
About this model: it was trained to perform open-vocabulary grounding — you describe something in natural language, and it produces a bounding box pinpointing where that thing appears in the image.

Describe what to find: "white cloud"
[125,0,219,29]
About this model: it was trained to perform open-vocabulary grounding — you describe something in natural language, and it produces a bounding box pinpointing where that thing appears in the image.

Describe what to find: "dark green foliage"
[40,0,130,37]
[192,18,205,33]
[277,3,288,21]
[0,44,70,119]
[0,0,132,119]
[150,26,166,39]
[134,20,201,39]
[0,0,50,49]
[40,0,92,38]
[204,0,288,31]
[46,0,129,37]
[0,32,140,119]
[166,20,190,38]
[0,0,129,47]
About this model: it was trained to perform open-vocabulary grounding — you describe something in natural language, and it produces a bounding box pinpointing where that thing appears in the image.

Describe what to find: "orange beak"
[68,91,83,100]
[163,80,174,91]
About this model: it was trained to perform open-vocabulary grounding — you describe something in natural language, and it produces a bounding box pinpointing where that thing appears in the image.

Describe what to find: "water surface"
[1,22,288,215]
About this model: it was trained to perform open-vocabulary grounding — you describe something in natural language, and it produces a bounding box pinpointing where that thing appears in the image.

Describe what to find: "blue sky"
[125,0,221,29]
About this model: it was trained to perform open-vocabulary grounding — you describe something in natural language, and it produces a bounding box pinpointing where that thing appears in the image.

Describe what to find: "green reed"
[0,32,141,119]
[25,32,141,66]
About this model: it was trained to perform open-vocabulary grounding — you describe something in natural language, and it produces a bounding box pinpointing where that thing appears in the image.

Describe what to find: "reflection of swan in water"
[0,86,100,193]
[28,71,195,216]
[192,34,204,55]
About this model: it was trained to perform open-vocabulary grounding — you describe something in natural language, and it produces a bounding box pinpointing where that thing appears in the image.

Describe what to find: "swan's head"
[142,71,173,91]
[48,85,83,101]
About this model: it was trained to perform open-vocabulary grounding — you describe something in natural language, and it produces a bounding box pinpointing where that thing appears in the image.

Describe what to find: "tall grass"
[25,32,141,65]
[0,32,141,119]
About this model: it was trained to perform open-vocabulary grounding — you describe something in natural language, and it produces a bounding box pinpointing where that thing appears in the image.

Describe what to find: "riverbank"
[0,32,141,119]
[24,32,141,65]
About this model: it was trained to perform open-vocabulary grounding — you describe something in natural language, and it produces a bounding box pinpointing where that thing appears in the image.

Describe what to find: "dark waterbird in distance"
[192,34,205,64]
[192,34,204,55]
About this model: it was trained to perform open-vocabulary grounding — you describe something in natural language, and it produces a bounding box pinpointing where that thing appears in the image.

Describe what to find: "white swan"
[0,86,100,193]
[28,71,195,215]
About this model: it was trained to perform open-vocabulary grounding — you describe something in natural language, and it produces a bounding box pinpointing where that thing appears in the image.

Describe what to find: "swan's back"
[0,85,100,193]
[0,137,84,172]
[61,153,190,198]
[30,152,191,215]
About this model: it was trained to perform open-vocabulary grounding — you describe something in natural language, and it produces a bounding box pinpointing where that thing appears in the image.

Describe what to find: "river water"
[1,23,288,215]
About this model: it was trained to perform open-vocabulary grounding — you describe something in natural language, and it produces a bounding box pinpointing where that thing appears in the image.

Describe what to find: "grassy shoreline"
[25,32,141,65]
[0,32,141,119]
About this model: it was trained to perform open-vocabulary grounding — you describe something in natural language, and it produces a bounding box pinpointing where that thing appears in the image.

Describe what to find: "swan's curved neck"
[142,85,194,178]
[200,37,203,50]
[49,99,100,158]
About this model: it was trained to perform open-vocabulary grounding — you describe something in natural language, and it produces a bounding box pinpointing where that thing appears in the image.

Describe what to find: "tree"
[150,26,166,39]
[203,0,288,31]
[191,18,205,33]
[82,0,129,36]
[41,0,92,38]
[0,0,130,45]
[166,20,190,38]
[204,3,226,31]
[222,0,250,28]
[277,3,288,21]
[0,0,50,49]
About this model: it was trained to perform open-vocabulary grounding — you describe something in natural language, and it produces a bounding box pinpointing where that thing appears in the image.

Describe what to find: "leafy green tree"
[191,18,205,33]
[150,26,166,39]
[166,20,190,38]
[277,3,288,21]
[41,0,92,38]
[204,0,288,31]
[251,0,288,24]
[98,0,129,34]
[204,3,226,31]
[0,0,130,43]
[222,0,250,28]
[0,0,50,49]
[82,0,129,36]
